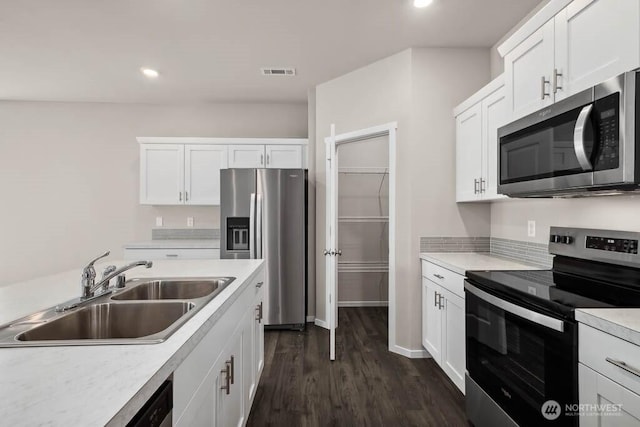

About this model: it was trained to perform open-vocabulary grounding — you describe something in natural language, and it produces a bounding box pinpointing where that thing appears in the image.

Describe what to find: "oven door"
[465,281,577,427]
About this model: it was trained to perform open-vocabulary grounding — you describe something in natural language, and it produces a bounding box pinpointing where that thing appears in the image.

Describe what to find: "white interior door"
[325,125,338,361]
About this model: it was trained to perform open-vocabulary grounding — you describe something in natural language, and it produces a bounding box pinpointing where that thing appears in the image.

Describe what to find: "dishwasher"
[127,380,173,427]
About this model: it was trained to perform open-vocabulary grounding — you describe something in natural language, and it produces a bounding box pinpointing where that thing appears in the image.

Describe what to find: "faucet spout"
[82,259,153,299]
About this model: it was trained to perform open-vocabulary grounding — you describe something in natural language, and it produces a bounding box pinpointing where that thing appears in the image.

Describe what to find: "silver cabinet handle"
[266,154,270,165]
[165,254,178,258]
[220,361,231,395]
[434,292,439,307]
[465,281,564,332]
[553,68,563,94]
[256,281,264,288]
[573,104,594,171]
[474,179,479,194]
[185,191,189,202]
[229,355,235,384]
[179,192,182,202]
[439,296,445,310]
[541,76,550,99]
[433,274,444,280]
[261,154,264,165]
[606,357,640,378]
[480,178,486,193]
[256,302,263,322]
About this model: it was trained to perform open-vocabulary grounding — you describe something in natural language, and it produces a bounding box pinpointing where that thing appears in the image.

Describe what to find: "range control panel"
[586,236,638,254]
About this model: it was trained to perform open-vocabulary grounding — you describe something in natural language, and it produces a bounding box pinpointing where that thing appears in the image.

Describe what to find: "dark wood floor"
[246,307,467,427]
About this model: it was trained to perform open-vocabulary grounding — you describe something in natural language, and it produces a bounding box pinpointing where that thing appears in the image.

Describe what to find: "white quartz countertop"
[419,252,542,275]
[576,308,640,347]
[123,239,220,249]
[0,258,263,426]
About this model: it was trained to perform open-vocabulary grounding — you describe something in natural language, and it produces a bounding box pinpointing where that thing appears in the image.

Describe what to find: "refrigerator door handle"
[249,193,256,259]
[256,194,263,259]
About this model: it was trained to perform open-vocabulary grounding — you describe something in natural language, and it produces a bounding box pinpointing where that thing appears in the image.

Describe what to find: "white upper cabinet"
[140,143,227,206]
[455,103,483,202]
[502,0,640,121]
[554,0,640,100]
[185,144,228,205]
[140,144,184,205]
[228,145,266,168]
[455,77,507,202]
[265,144,303,168]
[504,20,555,120]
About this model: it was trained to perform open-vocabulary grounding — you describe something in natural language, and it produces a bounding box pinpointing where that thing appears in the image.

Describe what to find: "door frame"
[324,121,397,359]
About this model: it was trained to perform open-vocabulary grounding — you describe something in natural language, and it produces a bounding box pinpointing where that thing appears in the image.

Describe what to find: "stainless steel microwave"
[498,70,640,197]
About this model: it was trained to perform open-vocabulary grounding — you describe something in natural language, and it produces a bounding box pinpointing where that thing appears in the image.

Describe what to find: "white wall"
[0,101,307,286]
[315,48,492,351]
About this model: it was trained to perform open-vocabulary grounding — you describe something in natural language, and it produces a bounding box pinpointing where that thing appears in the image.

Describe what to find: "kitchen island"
[0,258,264,426]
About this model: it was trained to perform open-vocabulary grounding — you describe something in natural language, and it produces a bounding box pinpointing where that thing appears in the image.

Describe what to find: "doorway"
[325,122,397,360]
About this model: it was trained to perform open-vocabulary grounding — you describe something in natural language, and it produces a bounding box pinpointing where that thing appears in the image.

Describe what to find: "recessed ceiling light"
[414,0,433,8]
[141,68,159,78]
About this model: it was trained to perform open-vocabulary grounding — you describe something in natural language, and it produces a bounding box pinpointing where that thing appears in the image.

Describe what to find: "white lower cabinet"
[578,324,640,426]
[174,268,264,426]
[421,260,466,394]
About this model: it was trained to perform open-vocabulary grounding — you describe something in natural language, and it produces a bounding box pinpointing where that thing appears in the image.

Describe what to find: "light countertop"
[419,252,542,275]
[0,258,263,426]
[123,239,220,249]
[576,309,640,347]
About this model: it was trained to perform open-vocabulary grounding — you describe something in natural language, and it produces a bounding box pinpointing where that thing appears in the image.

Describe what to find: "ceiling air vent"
[261,67,296,76]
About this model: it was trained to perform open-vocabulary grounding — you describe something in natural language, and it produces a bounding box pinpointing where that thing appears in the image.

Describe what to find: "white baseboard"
[337,301,389,307]
[306,315,315,323]
[390,344,431,359]
[314,318,328,329]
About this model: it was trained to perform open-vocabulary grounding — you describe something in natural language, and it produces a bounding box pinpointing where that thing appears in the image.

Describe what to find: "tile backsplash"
[152,228,220,240]
[420,236,553,268]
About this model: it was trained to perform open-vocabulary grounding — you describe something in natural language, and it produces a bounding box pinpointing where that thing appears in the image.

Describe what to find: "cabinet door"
[139,144,184,205]
[228,145,265,168]
[504,19,555,121]
[254,292,264,384]
[481,87,507,201]
[265,145,302,168]
[579,363,640,426]
[175,353,224,427]
[441,291,466,394]
[554,0,640,101]
[456,103,483,202]
[422,277,442,364]
[185,145,228,205]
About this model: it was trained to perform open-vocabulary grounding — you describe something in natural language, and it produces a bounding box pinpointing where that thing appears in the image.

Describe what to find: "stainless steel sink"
[17,302,194,342]
[0,276,236,347]
[111,278,231,301]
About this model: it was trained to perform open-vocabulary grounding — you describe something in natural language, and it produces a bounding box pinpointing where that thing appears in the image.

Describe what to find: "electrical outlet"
[187,217,194,227]
[527,220,536,237]
[155,217,163,227]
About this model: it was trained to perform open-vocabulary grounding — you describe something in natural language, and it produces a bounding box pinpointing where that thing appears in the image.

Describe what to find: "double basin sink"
[0,277,235,347]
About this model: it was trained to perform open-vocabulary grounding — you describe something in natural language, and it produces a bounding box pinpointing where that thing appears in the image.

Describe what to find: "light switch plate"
[527,220,536,237]
[155,217,163,227]
[187,217,194,227]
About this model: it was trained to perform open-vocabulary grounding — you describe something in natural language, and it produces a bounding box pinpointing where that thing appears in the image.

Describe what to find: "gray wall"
[0,101,307,286]
[315,48,491,351]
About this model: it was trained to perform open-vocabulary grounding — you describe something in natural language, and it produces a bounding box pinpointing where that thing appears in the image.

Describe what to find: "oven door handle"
[573,104,594,171]
[464,282,565,333]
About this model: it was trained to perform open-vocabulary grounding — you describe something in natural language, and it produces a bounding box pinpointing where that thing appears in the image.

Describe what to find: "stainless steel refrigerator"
[220,168,307,329]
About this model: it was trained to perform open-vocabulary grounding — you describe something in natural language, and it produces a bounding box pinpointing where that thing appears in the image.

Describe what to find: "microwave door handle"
[249,193,256,259]
[464,282,565,333]
[573,104,594,171]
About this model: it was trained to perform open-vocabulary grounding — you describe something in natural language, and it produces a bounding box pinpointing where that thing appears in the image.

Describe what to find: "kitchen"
[2,0,640,426]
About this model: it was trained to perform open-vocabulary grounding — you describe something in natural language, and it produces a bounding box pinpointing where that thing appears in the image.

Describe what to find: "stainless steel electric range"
[464,227,640,427]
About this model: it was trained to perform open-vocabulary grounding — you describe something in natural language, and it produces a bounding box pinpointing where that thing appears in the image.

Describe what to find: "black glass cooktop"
[466,256,640,319]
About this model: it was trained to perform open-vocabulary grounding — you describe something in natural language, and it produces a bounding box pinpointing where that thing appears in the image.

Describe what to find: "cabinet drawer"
[123,248,220,260]
[579,324,640,395]
[421,260,465,298]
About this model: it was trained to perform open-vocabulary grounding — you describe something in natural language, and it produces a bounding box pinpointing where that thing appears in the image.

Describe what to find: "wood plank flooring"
[247,307,467,427]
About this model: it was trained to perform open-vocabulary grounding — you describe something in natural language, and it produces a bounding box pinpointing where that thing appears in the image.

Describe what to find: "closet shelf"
[338,261,389,273]
[338,167,389,175]
[338,216,389,223]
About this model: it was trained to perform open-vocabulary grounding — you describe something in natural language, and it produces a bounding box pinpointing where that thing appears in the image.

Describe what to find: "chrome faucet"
[81,251,153,299]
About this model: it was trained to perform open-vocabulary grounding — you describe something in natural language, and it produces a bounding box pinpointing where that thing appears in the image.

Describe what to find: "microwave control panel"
[594,92,620,170]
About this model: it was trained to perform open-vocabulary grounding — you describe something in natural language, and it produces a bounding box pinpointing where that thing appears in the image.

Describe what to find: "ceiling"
[0,0,541,104]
